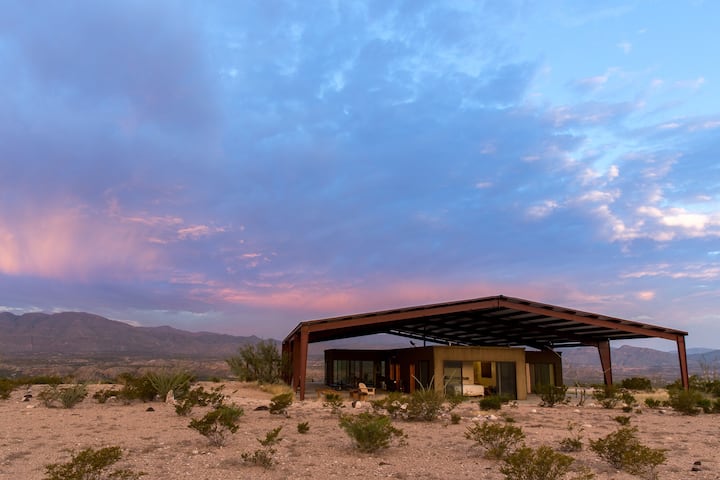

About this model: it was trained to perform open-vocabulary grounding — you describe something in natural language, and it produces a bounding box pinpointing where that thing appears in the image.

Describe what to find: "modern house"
[324,346,562,400]
[283,295,689,400]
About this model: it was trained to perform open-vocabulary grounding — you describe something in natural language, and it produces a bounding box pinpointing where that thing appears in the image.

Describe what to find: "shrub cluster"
[339,412,405,453]
[188,404,244,446]
[226,340,284,384]
[620,377,653,391]
[592,385,621,409]
[38,384,88,409]
[322,392,345,414]
[145,370,193,400]
[44,446,143,480]
[370,389,449,421]
[501,445,574,480]
[537,384,568,407]
[174,385,225,416]
[558,422,584,452]
[479,395,505,411]
[241,426,283,469]
[269,391,294,415]
[590,426,666,477]
[465,421,525,459]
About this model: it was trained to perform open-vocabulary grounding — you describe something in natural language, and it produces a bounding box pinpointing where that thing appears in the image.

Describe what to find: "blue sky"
[1,1,718,348]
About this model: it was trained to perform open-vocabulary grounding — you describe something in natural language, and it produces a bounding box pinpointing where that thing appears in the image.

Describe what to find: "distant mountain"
[686,347,718,355]
[0,311,260,358]
[560,344,720,384]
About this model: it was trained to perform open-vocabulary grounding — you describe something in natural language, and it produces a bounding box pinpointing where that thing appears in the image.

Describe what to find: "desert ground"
[1,382,718,480]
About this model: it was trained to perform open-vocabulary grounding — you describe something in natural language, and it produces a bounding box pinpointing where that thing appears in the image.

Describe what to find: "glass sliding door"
[443,361,463,396]
[496,362,517,399]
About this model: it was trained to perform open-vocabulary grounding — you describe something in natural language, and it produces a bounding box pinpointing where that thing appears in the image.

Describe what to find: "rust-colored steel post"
[676,335,689,391]
[597,340,613,386]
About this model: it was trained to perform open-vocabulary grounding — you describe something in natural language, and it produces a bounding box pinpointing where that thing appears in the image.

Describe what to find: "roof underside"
[285,295,687,349]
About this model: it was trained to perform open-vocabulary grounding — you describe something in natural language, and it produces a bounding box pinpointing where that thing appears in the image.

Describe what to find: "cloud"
[617,41,632,54]
[674,76,706,90]
[0,202,162,279]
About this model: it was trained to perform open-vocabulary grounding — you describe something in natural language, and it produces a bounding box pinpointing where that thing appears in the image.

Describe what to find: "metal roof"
[285,295,687,349]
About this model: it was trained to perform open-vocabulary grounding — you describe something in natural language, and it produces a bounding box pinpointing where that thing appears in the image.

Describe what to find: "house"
[324,345,562,400]
[283,295,689,400]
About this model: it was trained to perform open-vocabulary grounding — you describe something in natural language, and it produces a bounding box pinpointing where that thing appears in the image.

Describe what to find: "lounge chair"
[357,383,376,397]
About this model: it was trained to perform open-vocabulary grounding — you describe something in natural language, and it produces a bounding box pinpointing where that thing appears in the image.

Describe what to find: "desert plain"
[1,382,718,480]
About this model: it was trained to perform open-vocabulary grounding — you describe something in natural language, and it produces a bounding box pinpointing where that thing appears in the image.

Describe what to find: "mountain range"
[0,311,258,358]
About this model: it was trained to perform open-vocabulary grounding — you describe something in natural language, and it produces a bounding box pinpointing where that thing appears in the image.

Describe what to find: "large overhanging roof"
[285,295,688,349]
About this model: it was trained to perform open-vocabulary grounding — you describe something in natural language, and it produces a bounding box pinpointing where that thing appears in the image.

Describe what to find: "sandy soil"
[1,382,718,479]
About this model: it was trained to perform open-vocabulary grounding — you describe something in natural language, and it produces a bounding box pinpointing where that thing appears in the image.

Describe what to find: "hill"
[0,311,258,359]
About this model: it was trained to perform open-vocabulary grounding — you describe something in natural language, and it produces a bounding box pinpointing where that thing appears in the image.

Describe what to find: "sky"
[1,1,719,348]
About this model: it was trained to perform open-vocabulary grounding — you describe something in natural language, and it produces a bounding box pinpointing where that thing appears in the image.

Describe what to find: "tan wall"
[431,346,528,400]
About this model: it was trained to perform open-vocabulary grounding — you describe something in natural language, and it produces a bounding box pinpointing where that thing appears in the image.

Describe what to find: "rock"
[146,407,155,412]
[254,405,270,411]
[352,401,364,408]
[165,391,176,405]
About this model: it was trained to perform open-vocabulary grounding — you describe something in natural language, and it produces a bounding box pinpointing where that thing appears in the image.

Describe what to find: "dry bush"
[465,421,525,459]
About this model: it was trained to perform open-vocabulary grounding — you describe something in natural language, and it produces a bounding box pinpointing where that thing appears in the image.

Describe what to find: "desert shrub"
[501,445,574,480]
[644,397,662,409]
[559,422,584,452]
[241,426,283,469]
[613,415,631,425]
[592,385,620,409]
[620,391,637,412]
[465,421,525,459]
[297,421,310,433]
[479,395,503,411]
[115,372,157,402]
[93,388,121,404]
[0,378,15,399]
[174,385,225,416]
[44,446,143,480]
[590,426,666,477]
[538,384,568,407]
[696,397,714,413]
[451,413,462,424]
[39,384,88,408]
[446,393,465,411]
[323,392,345,414]
[371,392,408,418]
[668,388,704,415]
[620,377,653,391]
[405,388,445,421]
[188,404,243,446]
[269,391,293,415]
[145,370,193,400]
[226,340,282,384]
[339,413,405,453]
[59,384,88,408]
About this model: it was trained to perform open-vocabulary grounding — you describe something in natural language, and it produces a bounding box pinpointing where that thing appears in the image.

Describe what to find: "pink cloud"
[0,203,162,280]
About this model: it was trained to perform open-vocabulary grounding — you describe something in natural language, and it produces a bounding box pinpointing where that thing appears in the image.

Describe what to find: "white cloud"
[607,165,619,180]
[527,200,559,219]
[617,41,632,54]
[674,76,705,89]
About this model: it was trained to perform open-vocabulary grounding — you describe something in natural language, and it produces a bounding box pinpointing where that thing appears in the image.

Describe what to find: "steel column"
[597,340,613,386]
[676,335,689,390]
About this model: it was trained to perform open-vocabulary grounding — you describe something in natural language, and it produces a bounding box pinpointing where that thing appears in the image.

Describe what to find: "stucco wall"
[431,346,528,400]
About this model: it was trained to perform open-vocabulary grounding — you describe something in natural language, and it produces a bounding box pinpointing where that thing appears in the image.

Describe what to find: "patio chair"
[357,383,376,397]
